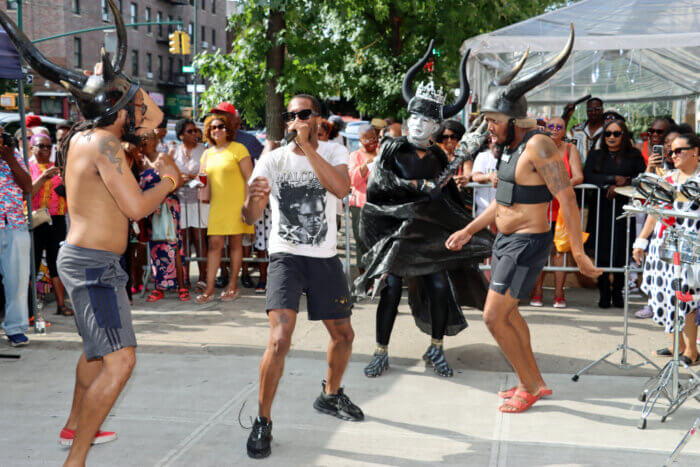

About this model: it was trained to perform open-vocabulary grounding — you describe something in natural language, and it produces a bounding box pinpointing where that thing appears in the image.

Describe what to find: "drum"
[659,230,700,265]
[632,173,676,205]
[679,176,700,202]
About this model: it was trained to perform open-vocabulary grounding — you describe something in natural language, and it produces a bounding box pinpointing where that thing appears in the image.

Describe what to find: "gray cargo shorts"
[57,243,136,360]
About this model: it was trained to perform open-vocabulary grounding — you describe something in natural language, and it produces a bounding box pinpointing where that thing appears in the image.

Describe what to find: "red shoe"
[529,296,543,307]
[58,428,117,446]
[499,386,553,399]
[146,289,165,302]
[498,389,542,413]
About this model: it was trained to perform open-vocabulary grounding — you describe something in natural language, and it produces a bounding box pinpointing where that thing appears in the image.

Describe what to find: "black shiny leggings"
[376,271,450,346]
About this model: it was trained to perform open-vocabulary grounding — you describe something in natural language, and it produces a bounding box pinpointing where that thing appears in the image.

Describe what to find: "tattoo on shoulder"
[98,136,123,174]
[538,158,571,195]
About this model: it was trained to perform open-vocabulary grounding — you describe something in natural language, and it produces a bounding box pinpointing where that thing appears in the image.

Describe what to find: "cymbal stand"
[572,206,660,382]
[638,220,700,429]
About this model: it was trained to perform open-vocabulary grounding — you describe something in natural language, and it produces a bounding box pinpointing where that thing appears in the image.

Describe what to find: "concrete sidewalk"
[2,286,700,466]
[2,348,699,466]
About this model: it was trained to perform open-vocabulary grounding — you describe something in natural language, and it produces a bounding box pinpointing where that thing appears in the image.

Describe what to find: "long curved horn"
[60,80,93,102]
[442,48,471,119]
[402,39,435,104]
[505,23,574,102]
[0,9,85,88]
[106,0,127,74]
[494,47,529,86]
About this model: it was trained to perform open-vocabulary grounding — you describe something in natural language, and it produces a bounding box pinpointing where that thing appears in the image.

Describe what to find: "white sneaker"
[635,306,652,319]
[529,297,543,307]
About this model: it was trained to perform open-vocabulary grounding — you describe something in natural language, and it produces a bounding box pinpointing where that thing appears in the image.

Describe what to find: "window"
[211,29,216,48]
[167,15,174,35]
[158,55,163,80]
[212,0,216,14]
[178,59,183,77]
[157,11,163,37]
[130,3,137,28]
[145,7,151,34]
[7,1,17,11]
[71,1,80,15]
[188,22,193,37]
[73,38,82,69]
[168,57,173,81]
[201,25,206,45]
[101,0,109,21]
[146,53,152,75]
[202,0,205,10]
[189,0,194,5]
[131,50,139,76]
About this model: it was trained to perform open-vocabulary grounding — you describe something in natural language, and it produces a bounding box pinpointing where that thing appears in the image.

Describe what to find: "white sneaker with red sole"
[59,428,117,446]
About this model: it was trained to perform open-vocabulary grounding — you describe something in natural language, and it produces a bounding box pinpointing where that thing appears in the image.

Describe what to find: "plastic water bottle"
[34,302,46,334]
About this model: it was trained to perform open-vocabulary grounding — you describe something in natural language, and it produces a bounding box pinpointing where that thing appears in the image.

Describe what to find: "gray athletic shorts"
[490,231,553,300]
[57,243,136,360]
[266,253,352,321]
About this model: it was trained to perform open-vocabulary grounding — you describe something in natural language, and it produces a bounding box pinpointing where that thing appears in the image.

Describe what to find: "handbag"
[31,208,52,229]
[151,202,177,242]
[198,152,211,204]
[554,210,590,253]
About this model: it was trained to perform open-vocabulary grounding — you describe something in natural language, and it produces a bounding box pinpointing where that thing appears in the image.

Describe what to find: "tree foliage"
[195,0,564,133]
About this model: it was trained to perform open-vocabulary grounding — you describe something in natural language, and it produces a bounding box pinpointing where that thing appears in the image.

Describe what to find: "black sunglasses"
[185,129,198,134]
[210,124,226,131]
[281,109,318,123]
[648,128,665,135]
[670,147,693,156]
[437,134,459,142]
[34,144,52,149]
[604,130,622,138]
[546,123,564,131]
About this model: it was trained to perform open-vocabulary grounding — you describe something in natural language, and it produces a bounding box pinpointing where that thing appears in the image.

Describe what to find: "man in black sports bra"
[446,25,601,413]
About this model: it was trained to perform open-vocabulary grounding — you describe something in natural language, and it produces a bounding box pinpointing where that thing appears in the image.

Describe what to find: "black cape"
[354,137,494,336]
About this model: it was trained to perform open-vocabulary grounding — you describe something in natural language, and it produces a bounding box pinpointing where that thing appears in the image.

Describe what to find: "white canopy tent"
[461,0,700,107]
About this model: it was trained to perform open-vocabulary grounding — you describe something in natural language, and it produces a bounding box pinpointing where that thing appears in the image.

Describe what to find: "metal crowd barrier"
[140,194,354,292]
[463,182,644,274]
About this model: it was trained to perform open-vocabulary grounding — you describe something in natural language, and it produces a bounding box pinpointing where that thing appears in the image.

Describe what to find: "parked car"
[0,112,70,141]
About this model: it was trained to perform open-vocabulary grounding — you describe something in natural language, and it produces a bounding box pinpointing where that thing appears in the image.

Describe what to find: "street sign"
[186,84,206,93]
[24,73,33,85]
[182,65,194,73]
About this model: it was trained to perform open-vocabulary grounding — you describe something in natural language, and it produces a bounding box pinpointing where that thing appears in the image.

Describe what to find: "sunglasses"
[604,130,622,138]
[670,147,693,156]
[648,129,665,135]
[210,124,226,131]
[604,114,619,121]
[281,109,318,123]
[34,144,52,149]
[546,124,564,131]
[185,129,198,134]
[437,134,459,142]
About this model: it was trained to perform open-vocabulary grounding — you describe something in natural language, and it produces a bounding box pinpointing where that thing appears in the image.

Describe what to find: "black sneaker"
[313,380,364,421]
[364,351,389,377]
[423,344,453,377]
[246,416,272,459]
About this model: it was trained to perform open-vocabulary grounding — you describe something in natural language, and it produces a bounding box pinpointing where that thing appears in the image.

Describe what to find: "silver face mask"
[407,113,440,148]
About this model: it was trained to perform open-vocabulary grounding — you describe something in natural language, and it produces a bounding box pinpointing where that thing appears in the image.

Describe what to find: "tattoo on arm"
[537,158,571,196]
[98,136,123,175]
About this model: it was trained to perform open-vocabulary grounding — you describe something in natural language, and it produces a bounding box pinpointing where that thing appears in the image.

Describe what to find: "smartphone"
[651,144,664,165]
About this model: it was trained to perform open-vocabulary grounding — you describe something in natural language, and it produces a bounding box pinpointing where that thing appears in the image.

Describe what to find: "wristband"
[633,237,649,250]
[162,175,177,192]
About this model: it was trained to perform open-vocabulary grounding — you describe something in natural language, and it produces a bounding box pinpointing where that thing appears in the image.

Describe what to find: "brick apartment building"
[3,0,229,119]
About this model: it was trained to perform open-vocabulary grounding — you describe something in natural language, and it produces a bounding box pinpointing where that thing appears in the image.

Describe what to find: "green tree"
[195,0,564,139]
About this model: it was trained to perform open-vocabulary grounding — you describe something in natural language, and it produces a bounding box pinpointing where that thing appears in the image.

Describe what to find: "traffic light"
[180,33,191,55]
[169,31,182,54]
[432,48,441,57]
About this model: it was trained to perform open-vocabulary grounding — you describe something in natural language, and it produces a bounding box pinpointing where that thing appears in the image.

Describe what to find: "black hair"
[677,123,693,134]
[433,120,466,141]
[289,93,321,114]
[587,97,603,107]
[175,118,196,140]
[675,132,700,150]
[158,116,168,129]
[662,124,681,140]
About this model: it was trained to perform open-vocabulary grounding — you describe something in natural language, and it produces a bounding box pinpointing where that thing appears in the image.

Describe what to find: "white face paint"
[407,113,440,147]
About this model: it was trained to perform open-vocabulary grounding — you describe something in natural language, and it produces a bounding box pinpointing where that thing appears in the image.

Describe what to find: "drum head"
[679,176,700,202]
[633,173,675,204]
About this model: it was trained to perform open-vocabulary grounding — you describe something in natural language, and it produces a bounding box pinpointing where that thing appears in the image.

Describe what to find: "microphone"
[280,130,297,145]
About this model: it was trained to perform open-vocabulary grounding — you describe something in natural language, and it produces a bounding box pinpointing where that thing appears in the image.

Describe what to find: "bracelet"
[633,237,649,250]
[162,175,177,192]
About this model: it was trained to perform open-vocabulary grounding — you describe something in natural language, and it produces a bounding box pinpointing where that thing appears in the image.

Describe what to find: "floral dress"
[640,170,700,332]
[139,168,185,290]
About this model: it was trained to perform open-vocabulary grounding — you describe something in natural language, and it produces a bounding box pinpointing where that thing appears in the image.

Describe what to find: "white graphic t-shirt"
[250,141,349,258]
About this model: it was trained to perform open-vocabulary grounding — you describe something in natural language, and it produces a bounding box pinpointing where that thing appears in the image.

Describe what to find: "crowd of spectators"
[1,97,699,351]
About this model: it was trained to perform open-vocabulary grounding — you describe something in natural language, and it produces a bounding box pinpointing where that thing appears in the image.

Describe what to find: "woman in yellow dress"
[196,114,254,303]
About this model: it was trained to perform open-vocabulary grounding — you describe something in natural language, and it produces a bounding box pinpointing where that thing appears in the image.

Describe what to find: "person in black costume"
[355,41,494,378]
[583,119,645,308]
